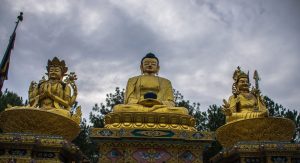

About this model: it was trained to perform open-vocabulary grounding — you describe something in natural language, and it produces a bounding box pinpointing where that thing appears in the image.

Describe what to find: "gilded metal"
[91,54,213,162]
[113,57,188,115]
[222,67,268,123]
[211,141,300,163]
[104,112,196,131]
[216,117,296,147]
[217,67,296,149]
[0,57,81,141]
[111,54,194,131]
[0,133,86,162]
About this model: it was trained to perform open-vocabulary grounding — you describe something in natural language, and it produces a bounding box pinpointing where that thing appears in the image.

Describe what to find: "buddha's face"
[237,77,249,92]
[141,58,159,74]
[48,66,62,80]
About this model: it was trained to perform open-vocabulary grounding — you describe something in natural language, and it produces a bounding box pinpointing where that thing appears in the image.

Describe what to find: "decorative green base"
[91,128,214,163]
[0,133,87,163]
[210,141,300,163]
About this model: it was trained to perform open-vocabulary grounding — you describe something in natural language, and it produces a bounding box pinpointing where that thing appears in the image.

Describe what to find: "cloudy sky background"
[0,0,299,120]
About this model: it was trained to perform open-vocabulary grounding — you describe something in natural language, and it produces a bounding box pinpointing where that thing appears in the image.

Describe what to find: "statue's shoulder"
[158,76,171,84]
[128,76,140,82]
[228,95,236,101]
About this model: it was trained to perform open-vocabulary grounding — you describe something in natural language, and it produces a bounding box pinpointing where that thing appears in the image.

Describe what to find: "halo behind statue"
[216,117,295,148]
[0,107,80,141]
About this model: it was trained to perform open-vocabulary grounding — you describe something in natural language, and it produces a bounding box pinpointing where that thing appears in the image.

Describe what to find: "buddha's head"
[140,53,160,75]
[233,67,250,93]
[46,57,68,80]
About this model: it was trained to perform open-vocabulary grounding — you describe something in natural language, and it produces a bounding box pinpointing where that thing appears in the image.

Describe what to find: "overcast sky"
[0,0,299,120]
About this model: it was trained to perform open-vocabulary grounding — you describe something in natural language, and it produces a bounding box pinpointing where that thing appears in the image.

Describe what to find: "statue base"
[216,117,296,148]
[0,133,87,162]
[91,127,214,162]
[105,112,196,131]
[210,141,300,163]
[0,107,80,141]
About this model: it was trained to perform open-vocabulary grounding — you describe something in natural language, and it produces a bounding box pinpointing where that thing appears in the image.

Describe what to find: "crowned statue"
[113,53,188,115]
[216,67,295,148]
[28,57,80,119]
[0,57,81,141]
[222,67,268,123]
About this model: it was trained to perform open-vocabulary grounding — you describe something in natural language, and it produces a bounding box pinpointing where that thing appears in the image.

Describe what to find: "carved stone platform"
[0,133,87,163]
[91,128,214,163]
[210,141,300,163]
[105,112,196,132]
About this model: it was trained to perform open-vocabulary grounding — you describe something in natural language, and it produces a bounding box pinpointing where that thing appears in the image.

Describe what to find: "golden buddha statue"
[113,53,188,115]
[222,67,268,123]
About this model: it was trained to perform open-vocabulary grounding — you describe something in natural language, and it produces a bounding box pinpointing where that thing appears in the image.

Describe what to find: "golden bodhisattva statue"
[0,57,81,141]
[105,53,195,131]
[28,57,80,119]
[222,67,268,123]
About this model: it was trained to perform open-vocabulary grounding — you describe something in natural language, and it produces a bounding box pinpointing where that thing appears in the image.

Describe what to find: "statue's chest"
[40,82,64,95]
[138,76,160,92]
[239,94,256,106]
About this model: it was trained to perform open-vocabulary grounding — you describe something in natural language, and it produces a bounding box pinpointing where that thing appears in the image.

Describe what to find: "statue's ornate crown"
[46,57,68,75]
[233,66,248,82]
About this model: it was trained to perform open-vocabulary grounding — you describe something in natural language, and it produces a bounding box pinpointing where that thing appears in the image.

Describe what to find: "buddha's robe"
[113,75,188,115]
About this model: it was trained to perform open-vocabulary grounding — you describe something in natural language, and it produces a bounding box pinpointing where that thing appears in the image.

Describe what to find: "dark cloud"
[0,0,299,119]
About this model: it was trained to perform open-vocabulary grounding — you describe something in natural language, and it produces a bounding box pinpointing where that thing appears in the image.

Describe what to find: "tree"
[72,118,98,161]
[0,89,23,112]
[89,87,124,128]
[0,89,24,133]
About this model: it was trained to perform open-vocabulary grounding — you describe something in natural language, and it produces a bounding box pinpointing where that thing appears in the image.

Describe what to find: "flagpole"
[13,12,23,33]
[0,12,23,95]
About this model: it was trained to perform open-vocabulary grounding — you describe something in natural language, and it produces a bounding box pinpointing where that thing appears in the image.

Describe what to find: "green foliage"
[264,96,287,117]
[89,87,124,128]
[0,89,23,112]
[173,90,208,131]
[0,89,24,133]
[206,105,226,131]
[72,118,98,161]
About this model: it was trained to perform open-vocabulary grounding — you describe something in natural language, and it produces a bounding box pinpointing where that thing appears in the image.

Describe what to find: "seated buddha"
[222,67,268,123]
[113,53,188,115]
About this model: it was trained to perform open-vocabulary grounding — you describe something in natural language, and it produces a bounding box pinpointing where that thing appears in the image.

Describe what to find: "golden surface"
[0,57,82,141]
[28,57,81,124]
[111,54,193,131]
[104,112,196,131]
[113,55,188,115]
[0,107,80,141]
[222,67,268,123]
[210,141,300,162]
[0,133,84,162]
[216,117,296,148]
